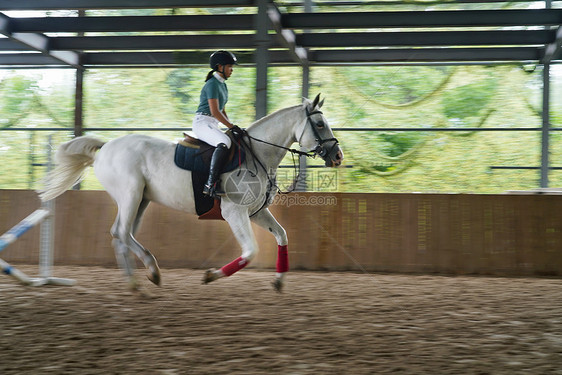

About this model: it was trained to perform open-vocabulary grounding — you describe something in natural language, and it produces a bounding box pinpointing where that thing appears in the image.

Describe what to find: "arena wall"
[1,189,561,276]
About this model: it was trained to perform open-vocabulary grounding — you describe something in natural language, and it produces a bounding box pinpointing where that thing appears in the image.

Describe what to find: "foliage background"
[1,3,561,194]
[0,64,561,193]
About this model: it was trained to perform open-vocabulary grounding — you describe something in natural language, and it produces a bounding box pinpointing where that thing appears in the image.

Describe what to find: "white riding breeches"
[192,114,232,148]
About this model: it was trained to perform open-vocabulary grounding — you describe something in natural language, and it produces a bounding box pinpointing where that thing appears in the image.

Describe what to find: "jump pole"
[0,205,75,286]
[0,209,48,285]
[0,137,75,287]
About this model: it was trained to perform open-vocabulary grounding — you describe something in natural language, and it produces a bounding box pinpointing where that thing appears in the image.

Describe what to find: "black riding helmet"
[205,51,237,82]
[210,50,237,70]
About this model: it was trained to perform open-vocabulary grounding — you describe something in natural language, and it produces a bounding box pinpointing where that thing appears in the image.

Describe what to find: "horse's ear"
[312,93,321,109]
[318,98,325,109]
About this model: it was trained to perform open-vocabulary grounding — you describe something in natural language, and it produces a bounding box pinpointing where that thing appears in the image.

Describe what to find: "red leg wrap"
[276,245,289,273]
[220,256,249,277]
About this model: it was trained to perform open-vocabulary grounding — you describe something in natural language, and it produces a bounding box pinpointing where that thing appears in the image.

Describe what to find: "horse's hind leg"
[111,215,135,286]
[111,198,152,290]
[127,233,161,286]
[113,192,161,287]
[112,236,138,290]
[133,198,150,235]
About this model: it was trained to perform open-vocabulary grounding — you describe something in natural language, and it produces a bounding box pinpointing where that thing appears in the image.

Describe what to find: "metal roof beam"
[83,51,258,66]
[0,13,80,68]
[0,0,257,10]
[310,47,543,63]
[298,30,554,47]
[10,10,562,34]
[11,15,254,33]
[283,9,562,29]
[543,26,562,64]
[5,0,544,10]
[78,47,543,67]
[286,0,562,4]
[267,3,307,64]
[0,38,33,51]
[10,32,49,52]
[40,29,551,52]
[0,46,547,68]
[49,34,265,51]
[0,53,67,66]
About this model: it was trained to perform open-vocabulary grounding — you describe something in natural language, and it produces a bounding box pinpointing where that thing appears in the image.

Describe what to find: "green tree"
[0,75,37,128]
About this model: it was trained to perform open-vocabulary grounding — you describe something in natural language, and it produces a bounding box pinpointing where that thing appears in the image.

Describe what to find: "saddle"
[175,132,243,173]
[174,131,246,220]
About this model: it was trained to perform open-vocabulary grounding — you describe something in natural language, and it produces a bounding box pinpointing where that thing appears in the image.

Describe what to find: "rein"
[244,108,339,160]
[236,132,297,193]
[234,134,282,218]
[233,108,338,216]
[244,134,315,158]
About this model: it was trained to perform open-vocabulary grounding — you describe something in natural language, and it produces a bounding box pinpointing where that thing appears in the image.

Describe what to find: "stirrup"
[203,182,224,198]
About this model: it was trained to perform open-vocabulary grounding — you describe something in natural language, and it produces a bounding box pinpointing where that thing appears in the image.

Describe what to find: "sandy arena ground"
[1,265,561,374]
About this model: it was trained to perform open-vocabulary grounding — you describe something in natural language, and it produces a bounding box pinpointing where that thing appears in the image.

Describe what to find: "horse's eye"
[316,121,325,129]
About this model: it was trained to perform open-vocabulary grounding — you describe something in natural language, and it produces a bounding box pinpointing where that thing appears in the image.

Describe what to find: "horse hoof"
[272,278,283,293]
[138,289,157,299]
[202,269,219,284]
[128,278,139,291]
[147,272,161,286]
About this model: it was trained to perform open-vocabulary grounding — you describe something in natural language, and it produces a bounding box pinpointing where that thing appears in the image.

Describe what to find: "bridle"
[245,107,339,160]
[234,107,340,216]
[302,107,339,159]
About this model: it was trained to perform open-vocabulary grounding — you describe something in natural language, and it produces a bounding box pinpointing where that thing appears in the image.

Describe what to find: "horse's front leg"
[202,203,258,284]
[250,208,288,292]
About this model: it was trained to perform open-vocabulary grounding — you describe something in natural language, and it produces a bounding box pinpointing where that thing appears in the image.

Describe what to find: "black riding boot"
[203,143,229,198]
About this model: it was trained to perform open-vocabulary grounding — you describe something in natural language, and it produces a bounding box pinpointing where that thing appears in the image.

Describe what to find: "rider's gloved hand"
[230,125,246,140]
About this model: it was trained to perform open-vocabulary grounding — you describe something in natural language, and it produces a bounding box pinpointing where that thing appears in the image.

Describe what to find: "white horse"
[39,94,343,292]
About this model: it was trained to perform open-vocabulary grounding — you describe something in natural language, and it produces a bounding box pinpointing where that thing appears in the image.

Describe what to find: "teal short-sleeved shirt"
[197,74,228,115]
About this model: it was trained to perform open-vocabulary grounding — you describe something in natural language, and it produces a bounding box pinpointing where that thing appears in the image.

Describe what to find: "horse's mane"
[246,104,302,131]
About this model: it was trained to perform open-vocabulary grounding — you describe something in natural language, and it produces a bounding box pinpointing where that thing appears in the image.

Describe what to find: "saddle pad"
[174,141,244,220]
[174,142,245,174]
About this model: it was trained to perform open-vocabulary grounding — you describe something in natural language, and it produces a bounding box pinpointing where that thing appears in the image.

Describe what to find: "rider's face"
[219,64,234,79]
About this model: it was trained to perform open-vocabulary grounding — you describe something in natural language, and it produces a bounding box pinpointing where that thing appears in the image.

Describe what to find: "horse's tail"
[38,136,105,202]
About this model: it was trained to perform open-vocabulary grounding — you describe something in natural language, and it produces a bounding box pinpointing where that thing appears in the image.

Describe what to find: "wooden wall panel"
[2,189,562,276]
[0,190,42,263]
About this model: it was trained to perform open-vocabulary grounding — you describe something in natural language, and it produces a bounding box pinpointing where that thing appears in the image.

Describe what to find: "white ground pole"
[0,137,75,286]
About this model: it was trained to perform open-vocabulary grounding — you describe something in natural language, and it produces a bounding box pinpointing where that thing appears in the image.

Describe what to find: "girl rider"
[193,50,243,197]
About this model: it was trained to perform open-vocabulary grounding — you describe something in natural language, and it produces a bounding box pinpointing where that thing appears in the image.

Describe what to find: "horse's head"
[298,94,344,167]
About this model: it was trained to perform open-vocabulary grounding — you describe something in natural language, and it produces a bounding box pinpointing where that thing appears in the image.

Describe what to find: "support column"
[540,62,550,188]
[296,0,314,192]
[254,0,270,120]
[296,63,310,192]
[74,67,84,138]
[71,65,84,192]
[72,10,85,191]
[302,63,310,99]
[302,0,313,100]
[74,9,85,138]
[540,0,553,188]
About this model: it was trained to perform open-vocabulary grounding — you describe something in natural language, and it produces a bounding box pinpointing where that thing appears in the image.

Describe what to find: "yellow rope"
[341,67,456,110]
